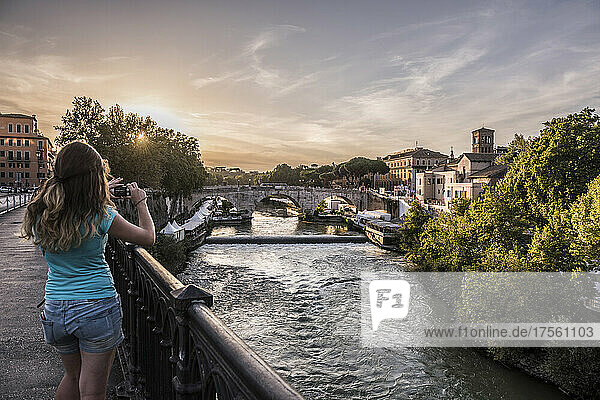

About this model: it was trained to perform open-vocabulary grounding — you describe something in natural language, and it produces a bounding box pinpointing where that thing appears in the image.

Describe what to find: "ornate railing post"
[171,285,213,399]
[125,243,143,395]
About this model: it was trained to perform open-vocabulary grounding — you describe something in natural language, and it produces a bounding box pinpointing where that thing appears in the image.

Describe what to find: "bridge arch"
[257,193,301,209]
[316,194,356,206]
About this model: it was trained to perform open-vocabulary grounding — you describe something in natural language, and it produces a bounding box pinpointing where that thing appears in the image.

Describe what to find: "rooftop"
[0,113,36,120]
[383,147,448,161]
[468,164,508,179]
[459,152,498,162]
[471,126,495,133]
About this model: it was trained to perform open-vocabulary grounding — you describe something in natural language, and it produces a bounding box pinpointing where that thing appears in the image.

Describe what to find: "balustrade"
[106,236,304,400]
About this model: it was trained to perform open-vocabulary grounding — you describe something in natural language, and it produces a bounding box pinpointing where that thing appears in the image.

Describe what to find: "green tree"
[570,174,600,267]
[396,201,431,255]
[54,97,207,199]
[148,234,190,274]
[404,108,600,273]
[335,157,389,187]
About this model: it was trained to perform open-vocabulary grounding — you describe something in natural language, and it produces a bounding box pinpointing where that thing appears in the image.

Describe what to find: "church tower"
[471,127,495,153]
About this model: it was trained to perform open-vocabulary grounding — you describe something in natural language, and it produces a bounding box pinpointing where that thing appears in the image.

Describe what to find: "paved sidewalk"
[0,207,122,399]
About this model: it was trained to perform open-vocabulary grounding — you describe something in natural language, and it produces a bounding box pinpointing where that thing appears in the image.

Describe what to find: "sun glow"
[123,103,184,132]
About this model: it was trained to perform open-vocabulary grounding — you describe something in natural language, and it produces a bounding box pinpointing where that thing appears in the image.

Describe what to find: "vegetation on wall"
[148,234,190,275]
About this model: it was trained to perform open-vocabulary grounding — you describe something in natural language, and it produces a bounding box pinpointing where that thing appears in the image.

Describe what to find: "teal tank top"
[40,206,118,300]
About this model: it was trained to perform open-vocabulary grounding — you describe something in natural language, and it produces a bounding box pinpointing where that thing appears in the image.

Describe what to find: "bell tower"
[471,127,494,153]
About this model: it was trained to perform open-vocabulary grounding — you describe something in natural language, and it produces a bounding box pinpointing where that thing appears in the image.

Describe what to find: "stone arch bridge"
[183,185,369,213]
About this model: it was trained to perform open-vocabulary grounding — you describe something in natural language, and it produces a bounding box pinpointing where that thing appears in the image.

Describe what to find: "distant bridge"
[183,185,369,213]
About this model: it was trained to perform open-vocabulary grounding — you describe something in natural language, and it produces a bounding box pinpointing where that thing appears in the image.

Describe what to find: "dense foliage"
[399,108,600,272]
[333,157,389,187]
[55,96,207,198]
[208,157,388,188]
[148,234,190,275]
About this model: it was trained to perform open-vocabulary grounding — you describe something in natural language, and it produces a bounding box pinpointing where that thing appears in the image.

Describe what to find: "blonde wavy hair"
[20,141,115,253]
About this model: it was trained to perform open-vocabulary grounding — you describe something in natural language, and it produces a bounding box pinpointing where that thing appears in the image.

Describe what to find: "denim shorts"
[40,293,124,354]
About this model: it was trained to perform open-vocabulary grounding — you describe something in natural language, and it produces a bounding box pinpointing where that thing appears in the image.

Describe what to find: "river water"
[179,211,570,400]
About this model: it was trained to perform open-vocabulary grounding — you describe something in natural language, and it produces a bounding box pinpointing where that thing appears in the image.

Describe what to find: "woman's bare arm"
[108,182,155,246]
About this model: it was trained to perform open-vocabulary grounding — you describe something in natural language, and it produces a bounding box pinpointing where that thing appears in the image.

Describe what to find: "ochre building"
[0,113,54,189]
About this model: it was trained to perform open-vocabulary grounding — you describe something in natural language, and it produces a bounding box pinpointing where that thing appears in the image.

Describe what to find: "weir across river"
[205,234,369,244]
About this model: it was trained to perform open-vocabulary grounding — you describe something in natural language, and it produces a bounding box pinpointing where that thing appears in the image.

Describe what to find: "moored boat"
[350,210,392,231]
[364,219,401,251]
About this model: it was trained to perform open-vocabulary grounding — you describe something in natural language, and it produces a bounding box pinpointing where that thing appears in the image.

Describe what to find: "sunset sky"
[1,0,598,171]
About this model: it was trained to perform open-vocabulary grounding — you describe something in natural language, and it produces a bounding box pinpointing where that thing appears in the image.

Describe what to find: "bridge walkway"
[0,207,122,399]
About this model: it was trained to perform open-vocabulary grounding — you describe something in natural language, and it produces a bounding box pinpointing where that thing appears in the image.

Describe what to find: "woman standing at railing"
[20,141,155,400]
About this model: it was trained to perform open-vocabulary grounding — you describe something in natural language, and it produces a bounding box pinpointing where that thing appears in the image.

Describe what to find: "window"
[9,172,14,178]
[24,140,29,146]
[16,124,21,133]
[16,139,21,146]
[0,151,3,157]
[8,124,12,133]
[8,139,13,146]
[25,172,30,178]
[0,139,3,145]
[16,151,22,161]
[37,172,46,179]
[24,151,29,161]
[38,140,43,150]
[0,163,4,167]
[24,125,29,134]
[0,172,4,178]
[8,151,13,160]
[24,163,29,168]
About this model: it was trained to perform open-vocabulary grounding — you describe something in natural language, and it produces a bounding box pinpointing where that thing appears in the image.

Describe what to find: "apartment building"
[374,147,448,193]
[0,113,54,189]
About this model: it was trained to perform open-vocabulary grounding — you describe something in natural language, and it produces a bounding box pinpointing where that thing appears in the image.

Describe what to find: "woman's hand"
[127,182,147,206]
[109,181,155,245]
[108,177,123,190]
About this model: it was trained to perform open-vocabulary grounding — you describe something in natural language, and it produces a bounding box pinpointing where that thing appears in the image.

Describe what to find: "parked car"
[0,187,10,193]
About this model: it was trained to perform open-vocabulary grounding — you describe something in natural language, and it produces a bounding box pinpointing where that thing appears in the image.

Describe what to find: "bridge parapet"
[106,236,304,399]
[188,186,368,212]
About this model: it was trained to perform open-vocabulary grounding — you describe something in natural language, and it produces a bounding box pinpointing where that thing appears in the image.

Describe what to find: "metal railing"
[106,236,304,400]
[0,193,33,215]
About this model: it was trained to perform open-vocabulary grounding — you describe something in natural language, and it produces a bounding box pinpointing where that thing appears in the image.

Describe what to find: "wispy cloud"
[191,25,315,95]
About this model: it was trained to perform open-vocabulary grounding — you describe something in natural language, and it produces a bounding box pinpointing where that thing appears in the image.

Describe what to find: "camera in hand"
[111,184,130,198]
